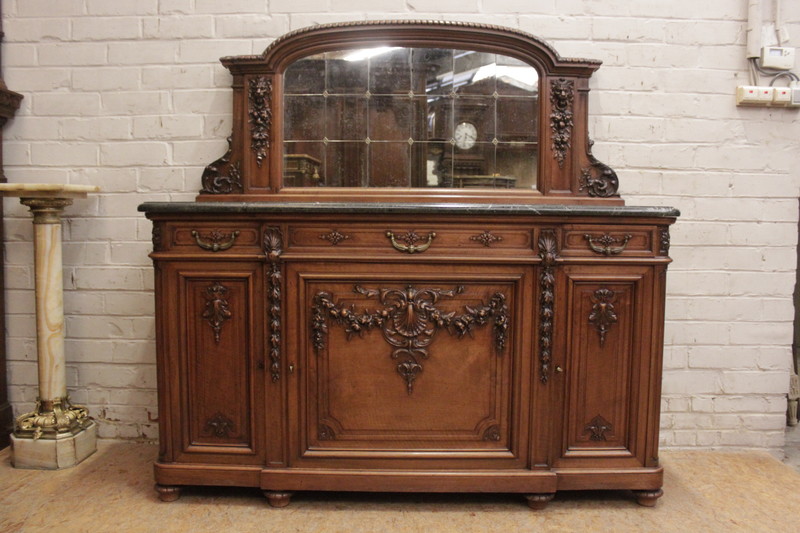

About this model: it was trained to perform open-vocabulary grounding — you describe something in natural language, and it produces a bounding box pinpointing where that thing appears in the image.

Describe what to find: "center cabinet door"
[286,262,534,469]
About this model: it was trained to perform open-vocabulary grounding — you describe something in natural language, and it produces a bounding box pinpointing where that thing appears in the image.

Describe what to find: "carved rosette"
[549,78,574,168]
[588,288,617,346]
[312,285,509,394]
[201,136,243,194]
[584,414,613,441]
[538,229,558,384]
[470,230,503,247]
[263,227,283,382]
[579,139,619,198]
[319,230,351,245]
[205,412,235,438]
[202,282,233,344]
[249,76,272,167]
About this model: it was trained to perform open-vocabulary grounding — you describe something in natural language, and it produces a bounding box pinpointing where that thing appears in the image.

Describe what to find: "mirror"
[283,47,539,189]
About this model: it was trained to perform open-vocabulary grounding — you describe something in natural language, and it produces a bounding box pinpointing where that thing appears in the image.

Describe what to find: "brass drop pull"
[385,231,436,254]
[584,233,631,256]
[555,365,564,373]
[192,230,240,252]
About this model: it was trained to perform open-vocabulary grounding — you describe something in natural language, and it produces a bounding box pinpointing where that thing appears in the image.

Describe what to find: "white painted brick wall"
[3,1,799,450]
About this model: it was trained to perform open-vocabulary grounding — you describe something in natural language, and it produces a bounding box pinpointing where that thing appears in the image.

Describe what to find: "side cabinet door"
[159,261,265,465]
[556,265,660,468]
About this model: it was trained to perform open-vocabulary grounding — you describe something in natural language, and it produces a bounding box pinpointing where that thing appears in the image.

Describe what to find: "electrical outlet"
[773,87,792,105]
[761,46,796,70]
[736,86,774,105]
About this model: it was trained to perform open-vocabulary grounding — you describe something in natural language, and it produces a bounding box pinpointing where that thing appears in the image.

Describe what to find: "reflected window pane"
[282,46,540,189]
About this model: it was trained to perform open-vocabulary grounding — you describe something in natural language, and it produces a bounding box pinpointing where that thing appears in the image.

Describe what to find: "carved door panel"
[556,265,657,468]
[286,262,533,469]
[160,261,266,464]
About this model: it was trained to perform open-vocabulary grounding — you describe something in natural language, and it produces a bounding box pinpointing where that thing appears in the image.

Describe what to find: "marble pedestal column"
[0,184,99,469]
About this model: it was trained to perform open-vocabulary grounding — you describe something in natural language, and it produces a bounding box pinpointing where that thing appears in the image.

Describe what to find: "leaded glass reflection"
[282,47,539,189]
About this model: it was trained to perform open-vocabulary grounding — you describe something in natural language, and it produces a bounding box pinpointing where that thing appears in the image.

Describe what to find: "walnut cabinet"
[140,21,678,508]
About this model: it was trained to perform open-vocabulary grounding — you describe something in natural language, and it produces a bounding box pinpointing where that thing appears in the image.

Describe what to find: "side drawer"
[286,224,535,258]
[161,222,263,254]
[561,225,657,258]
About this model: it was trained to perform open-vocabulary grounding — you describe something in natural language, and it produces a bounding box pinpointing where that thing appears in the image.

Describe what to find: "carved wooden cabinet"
[140,21,678,508]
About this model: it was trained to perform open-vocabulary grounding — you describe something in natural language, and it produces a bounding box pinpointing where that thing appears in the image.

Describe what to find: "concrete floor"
[3,441,800,532]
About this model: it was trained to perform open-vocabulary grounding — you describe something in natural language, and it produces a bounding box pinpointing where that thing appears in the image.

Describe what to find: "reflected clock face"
[454,121,478,150]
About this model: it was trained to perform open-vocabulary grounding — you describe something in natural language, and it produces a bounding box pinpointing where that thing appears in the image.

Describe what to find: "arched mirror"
[282,47,539,190]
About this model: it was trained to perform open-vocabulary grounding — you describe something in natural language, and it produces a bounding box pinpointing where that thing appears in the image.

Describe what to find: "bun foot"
[264,491,293,507]
[155,484,182,502]
[525,493,555,510]
[633,488,663,507]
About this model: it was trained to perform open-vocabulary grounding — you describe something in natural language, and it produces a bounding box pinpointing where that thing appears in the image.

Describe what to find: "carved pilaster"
[249,76,272,167]
[263,227,283,382]
[549,78,574,168]
[537,229,558,383]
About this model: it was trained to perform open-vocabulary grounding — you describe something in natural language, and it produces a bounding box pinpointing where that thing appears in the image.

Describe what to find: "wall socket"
[736,85,800,107]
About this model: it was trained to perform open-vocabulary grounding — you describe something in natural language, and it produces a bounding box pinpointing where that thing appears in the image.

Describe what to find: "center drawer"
[286,224,536,258]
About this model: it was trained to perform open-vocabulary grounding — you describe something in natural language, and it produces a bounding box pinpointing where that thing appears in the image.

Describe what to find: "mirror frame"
[198,20,622,205]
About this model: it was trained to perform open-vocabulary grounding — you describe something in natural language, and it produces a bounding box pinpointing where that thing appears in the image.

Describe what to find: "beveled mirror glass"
[283,47,539,189]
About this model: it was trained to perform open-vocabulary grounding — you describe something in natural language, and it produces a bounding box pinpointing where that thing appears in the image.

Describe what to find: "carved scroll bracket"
[579,139,619,198]
[263,227,283,382]
[538,229,558,384]
[200,136,243,195]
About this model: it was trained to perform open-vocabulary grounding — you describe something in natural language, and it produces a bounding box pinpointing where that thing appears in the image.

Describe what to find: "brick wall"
[3,1,799,449]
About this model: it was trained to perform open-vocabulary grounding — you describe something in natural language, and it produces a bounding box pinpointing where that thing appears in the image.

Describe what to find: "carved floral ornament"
[202,282,233,344]
[312,284,509,394]
[263,228,283,383]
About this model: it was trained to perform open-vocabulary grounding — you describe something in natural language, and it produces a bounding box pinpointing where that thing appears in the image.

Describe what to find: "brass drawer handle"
[584,233,631,256]
[192,230,240,252]
[386,231,436,254]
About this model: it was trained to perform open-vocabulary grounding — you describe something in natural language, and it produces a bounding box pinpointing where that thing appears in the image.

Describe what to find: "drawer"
[287,224,535,257]
[161,222,263,254]
[561,225,656,258]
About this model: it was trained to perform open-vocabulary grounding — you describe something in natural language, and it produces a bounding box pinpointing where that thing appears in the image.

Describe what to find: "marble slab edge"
[138,202,680,218]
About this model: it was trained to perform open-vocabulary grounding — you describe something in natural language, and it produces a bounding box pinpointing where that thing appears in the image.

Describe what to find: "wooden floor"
[2,442,800,532]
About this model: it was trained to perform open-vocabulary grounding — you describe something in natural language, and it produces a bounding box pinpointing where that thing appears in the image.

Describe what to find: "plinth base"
[10,421,97,469]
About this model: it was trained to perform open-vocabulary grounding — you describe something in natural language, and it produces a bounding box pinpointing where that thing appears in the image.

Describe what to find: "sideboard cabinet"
[140,21,678,509]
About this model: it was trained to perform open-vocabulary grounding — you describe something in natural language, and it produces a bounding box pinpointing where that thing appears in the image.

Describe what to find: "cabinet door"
[556,265,661,468]
[158,261,265,464]
[286,262,533,470]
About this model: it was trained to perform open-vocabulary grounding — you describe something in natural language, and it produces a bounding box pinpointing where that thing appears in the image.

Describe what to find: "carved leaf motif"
[202,282,232,343]
[584,415,613,441]
[588,288,617,346]
[312,285,509,394]
[205,412,235,438]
